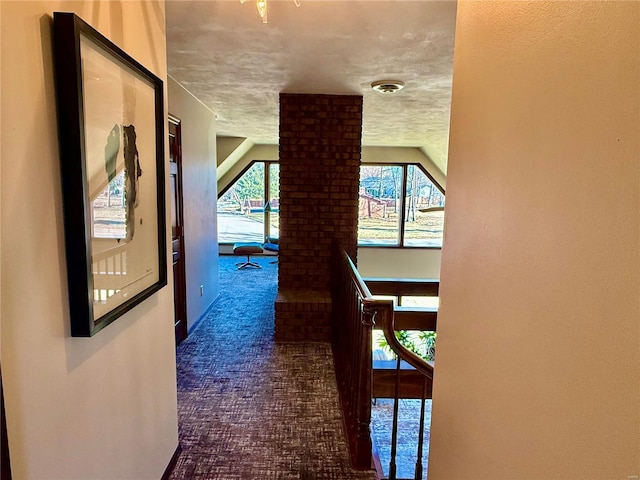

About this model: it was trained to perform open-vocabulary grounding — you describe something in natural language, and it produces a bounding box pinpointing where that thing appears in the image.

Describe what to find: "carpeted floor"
[169,255,378,480]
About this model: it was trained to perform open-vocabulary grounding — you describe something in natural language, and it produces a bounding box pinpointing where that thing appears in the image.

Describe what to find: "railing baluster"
[332,244,375,470]
[332,244,435,475]
[389,355,401,480]
[414,376,427,480]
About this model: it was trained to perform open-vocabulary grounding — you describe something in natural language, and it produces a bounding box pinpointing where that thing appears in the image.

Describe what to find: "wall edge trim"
[187,295,221,335]
[160,444,181,480]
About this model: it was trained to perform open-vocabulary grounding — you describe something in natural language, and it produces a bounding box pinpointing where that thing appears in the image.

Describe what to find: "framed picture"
[53,12,167,336]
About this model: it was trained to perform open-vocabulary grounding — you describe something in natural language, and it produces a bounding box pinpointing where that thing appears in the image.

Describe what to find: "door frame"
[169,114,188,345]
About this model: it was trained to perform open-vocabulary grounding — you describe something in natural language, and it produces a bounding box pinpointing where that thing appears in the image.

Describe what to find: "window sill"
[357,244,442,250]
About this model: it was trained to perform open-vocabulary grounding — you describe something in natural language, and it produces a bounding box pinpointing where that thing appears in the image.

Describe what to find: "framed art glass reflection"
[53,12,167,336]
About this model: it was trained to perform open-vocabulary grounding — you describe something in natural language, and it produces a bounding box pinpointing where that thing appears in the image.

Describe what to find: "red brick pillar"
[275,93,363,341]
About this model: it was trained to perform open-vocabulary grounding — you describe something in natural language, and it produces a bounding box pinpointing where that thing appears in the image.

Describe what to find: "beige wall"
[1,2,178,479]
[168,77,220,330]
[429,2,640,479]
[358,248,440,279]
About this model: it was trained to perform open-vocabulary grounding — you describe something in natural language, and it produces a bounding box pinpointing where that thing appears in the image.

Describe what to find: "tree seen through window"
[216,161,444,247]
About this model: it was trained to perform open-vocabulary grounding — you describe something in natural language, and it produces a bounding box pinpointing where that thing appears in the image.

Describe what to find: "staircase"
[331,246,438,480]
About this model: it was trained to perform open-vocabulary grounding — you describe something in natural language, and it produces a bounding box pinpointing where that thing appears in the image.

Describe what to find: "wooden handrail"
[363,277,439,297]
[331,245,437,474]
[386,306,437,331]
[342,249,373,299]
[339,251,435,378]
[331,247,376,469]
[374,302,434,379]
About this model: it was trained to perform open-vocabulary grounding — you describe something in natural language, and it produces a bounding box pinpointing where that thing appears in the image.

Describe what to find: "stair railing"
[331,245,436,479]
[372,301,434,480]
[331,246,377,469]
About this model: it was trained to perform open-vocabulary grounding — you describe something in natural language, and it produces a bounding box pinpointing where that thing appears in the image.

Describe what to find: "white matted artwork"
[53,12,166,336]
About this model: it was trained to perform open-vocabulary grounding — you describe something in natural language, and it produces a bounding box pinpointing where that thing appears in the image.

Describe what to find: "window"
[403,164,445,247]
[217,161,442,247]
[267,163,280,241]
[358,164,445,248]
[358,165,403,245]
[217,161,279,243]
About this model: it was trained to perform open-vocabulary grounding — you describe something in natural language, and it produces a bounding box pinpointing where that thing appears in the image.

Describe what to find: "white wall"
[429,2,640,479]
[1,2,178,479]
[357,248,440,279]
[168,77,220,330]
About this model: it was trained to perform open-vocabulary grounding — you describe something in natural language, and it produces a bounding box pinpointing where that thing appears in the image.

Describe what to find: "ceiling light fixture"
[371,80,405,94]
[241,0,300,24]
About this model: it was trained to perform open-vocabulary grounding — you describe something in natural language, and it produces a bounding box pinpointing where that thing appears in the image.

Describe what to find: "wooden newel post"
[354,303,376,469]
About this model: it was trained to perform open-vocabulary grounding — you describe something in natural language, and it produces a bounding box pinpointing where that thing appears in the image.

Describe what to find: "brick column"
[275,93,363,341]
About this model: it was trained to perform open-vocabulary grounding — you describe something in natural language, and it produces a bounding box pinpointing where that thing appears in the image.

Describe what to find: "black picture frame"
[52,12,167,336]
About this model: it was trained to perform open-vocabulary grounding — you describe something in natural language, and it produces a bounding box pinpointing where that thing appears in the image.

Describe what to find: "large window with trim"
[358,164,445,247]
[217,161,443,247]
[217,161,279,243]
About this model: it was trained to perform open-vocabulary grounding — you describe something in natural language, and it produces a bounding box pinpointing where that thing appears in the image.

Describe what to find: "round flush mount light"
[371,80,405,94]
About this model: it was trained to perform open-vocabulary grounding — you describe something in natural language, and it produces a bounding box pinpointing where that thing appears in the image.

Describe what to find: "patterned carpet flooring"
[169,255,377,480]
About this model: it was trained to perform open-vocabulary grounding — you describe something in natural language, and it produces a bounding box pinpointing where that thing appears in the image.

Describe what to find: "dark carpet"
[169,255,377,480]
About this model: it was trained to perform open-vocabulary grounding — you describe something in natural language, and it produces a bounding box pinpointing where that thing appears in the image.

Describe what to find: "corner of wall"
[167,76,220,330]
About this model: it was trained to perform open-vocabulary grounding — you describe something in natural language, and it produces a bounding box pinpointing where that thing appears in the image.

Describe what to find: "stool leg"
[236,254,261,269]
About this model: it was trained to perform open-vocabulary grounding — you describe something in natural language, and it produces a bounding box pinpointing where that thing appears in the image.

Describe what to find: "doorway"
[169,115,188,345]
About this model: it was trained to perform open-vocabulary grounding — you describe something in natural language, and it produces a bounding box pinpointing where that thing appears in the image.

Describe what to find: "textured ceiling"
[166,0,457,173]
